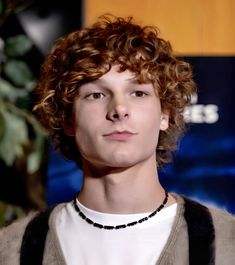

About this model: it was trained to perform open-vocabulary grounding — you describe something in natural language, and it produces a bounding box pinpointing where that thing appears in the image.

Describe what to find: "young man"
[0,15,235,265]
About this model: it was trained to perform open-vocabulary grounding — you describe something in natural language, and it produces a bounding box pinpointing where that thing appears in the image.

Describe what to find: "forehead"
[95,66,137,85]
[77,64,156,94]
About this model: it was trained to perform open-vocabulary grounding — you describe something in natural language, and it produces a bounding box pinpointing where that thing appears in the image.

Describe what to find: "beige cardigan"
[0,195,235,265]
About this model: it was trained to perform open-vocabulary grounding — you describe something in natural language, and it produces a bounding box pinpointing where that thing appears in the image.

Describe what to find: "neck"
[77,157,174,214]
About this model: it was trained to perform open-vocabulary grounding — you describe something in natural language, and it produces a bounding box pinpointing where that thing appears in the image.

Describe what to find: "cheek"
[136,106,162,144]
[138,105,162,129]
[75,122,95,145]
[75,104,105,126]
[74,116,103,157]
[74,128,96,161]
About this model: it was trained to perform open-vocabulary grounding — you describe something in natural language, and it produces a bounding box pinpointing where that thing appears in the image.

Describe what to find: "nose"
[106,96,129,121]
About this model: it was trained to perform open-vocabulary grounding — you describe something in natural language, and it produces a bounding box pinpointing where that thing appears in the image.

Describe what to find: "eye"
[132,90,147,97]
[86,92,105,99]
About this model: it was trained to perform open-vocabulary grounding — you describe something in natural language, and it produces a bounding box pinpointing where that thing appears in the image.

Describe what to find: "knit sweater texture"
[0,195,235,265]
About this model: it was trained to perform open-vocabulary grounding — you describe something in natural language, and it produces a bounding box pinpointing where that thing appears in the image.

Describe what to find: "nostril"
[113,113,119,119]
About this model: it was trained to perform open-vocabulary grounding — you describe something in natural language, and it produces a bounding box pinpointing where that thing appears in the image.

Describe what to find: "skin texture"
[65,66,175,213]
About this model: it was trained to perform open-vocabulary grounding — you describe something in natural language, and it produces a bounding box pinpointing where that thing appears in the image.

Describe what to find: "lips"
[103,130,137,141]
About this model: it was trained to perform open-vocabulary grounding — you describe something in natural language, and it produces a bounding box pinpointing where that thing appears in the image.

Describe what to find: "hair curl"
[34,15,196,167]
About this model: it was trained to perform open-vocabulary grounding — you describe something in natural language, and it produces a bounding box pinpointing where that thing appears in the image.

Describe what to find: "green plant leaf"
[3,59,34,87]
[0,78,29,102]
[27,134,45,174]
[4,35,33,57]
[0,110,28,166]
[0,103,47,171]
[0,78,15,97]
[0,201,25,227]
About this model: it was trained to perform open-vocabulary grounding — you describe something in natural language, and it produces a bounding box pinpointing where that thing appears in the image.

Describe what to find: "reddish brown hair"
[34,15,196,167]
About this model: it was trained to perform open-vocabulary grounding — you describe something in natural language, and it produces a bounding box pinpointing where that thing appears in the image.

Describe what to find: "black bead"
[93,223,103,229]
[104,225,114,230]
[86,218,94,224]
[115,224,126,229]
[149,211,157,218]
[74,204,80,213]
[127,221,138,226]
[79,212,86,219]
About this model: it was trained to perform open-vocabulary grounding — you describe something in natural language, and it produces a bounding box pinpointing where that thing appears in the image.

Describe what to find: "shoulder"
[182,195,235,233]
[0,203,65,264]
[174,193,235,224]
[173,193,235,239]
[209,205,235,222]
[207,205,235,263]
[0,212,37,264]
[175,194,235,262]
[177,194,235,261]
[209,205,235,238]
[0,211,37,241]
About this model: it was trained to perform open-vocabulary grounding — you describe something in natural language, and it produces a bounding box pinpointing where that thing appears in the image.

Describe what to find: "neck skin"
[77,155,176,214]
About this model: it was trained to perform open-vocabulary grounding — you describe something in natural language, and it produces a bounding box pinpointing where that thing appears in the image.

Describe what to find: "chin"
[105,157,144,168]
[85,152,153,169]
[90,158,137,169]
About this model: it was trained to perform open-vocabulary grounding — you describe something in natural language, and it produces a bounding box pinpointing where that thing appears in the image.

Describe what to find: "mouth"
[103,130,137,141]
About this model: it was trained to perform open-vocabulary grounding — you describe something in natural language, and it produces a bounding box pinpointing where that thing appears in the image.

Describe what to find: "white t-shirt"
[56,200,177,265]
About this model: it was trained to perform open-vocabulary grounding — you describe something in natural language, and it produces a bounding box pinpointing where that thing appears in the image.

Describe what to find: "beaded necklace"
[73,191,169,230]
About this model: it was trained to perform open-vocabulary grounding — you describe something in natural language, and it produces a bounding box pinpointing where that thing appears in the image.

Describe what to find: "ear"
[160,112,169,131]
[63,121,75,136]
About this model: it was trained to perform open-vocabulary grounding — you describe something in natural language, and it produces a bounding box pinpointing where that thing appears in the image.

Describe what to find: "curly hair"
[34,15,196,167]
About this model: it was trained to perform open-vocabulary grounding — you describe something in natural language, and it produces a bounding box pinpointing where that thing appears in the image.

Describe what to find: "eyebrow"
[93,77,140,85]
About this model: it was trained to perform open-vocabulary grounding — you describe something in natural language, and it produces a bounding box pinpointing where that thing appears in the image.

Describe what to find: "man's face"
[65,66,169,169]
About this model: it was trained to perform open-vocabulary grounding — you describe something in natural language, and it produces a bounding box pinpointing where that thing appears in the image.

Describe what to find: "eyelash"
[85,92,105,99]
[84,90,148,100]
[132,91,148,97]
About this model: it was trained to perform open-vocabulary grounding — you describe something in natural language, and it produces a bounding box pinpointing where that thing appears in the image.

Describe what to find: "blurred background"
[0,0,234,226]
